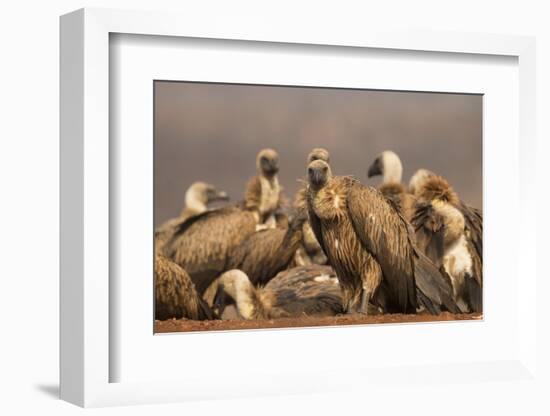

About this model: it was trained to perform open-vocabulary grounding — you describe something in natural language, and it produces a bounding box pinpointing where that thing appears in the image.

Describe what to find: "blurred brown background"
[154,81,482,227]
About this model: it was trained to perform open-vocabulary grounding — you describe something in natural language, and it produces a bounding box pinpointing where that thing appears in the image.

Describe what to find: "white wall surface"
[0,0,548,414]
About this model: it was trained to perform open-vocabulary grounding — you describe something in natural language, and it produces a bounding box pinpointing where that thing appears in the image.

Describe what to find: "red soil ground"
[155,312,482,333]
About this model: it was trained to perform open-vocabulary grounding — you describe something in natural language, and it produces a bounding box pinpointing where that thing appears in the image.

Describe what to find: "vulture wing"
[460,202,483,311]
[266,266,343,317]
[155,255,215,321]
[346,182,417,313]
[413,251,463,314]
[226,228,288,286]
[460,202,483,261]
[306,194,328,257]
[163,206,257,295]
[347,182,461,315]
[411,201,446,267]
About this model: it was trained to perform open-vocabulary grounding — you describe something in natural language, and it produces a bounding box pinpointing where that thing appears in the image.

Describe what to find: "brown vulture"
[225,209,308,287]
[410,173,483,312]
[292,147,332,266]
[155,254,215,321]
[162,205,259,296]
[155,182,229,253]
[213,266,344,319]
[243,148,285,229]
[305,159,460,315]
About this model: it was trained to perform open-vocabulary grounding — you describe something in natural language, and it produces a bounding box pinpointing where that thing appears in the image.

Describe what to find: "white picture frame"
[60,7,538,408]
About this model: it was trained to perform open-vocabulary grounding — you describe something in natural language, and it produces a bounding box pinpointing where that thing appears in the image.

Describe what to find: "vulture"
[292,148,332,266]
[410,173,483,312]
[162,204,259,296]
[243,148,285,229]
[409,169,482,265]
[305,159,460,315]
[367,150,416,221]
[225,209,308,287]
[155,182,229,252]
[155,254,215,321]
[213,266,344,319]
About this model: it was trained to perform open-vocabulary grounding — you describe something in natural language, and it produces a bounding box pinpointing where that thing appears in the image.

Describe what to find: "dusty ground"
[155,312,482,333]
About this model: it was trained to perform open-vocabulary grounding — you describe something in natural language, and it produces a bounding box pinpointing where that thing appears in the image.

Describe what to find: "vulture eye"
[308,167,314,174]
[322,166,328,172]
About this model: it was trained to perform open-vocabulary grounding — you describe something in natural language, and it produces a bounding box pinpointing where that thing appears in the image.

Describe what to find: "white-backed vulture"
[367,150,416,221]
[305,159,460,315]
[409,169,482,266]
[213,266,344,319]
[155,254,215,321]
[162,205,259,296]
[225,210,308,287]
[292,148,332,266]
[411,174,482,312]
[155,182,229,252]
[243,148,285,229]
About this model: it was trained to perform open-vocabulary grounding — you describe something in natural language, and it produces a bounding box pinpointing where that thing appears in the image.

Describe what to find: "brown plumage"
[155,182,229,253]
[225,210,307,287]
[291,148,332,266]
[162,205,259,296]
[155,254,214,321]
[410,170,483,265]
[244,148,284,226]
[411,174,482,312]
[416,175,460,206]
[306,160,460,315]
[378,182,417,221]
[214,266,343,319]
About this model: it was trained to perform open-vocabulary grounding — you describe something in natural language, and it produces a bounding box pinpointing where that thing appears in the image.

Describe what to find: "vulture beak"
[367,158,383,178]
[308,165,328,188]
[212,283,227,317]
[215,190,230,201]
[261,157,279,175]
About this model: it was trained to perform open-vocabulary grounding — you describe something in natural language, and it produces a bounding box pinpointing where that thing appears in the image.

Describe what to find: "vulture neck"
[184,188,207,216]
[382,157,403,184]
[219,271,260,319]
[310,178,349,220]
[261,171,279,186]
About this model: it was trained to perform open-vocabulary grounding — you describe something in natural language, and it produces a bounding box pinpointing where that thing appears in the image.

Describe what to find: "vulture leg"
[342,285,357,314]
[357,260,381,314]
[358,288,371,315]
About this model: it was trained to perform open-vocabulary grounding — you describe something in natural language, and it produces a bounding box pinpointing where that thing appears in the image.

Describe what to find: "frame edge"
[60,8,85,407]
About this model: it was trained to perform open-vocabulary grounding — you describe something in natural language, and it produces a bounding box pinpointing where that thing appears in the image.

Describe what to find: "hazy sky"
[154,81,482,226]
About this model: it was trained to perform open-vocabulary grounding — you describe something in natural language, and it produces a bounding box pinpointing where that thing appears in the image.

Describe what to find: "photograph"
[153,81,483,333]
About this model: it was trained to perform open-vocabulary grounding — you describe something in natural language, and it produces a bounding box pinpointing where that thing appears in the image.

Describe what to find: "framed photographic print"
[60,8,538,408]
[152,80,483,334]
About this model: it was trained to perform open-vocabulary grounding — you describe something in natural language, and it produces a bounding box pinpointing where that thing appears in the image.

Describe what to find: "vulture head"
[256,148,280,177]
[367,150,403,184]
[307,159,332,189]
[417,175,460,205]
[185,181,229,212]
[408,168,436,195]
[214,270,258,319]
[307,147,330,164]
